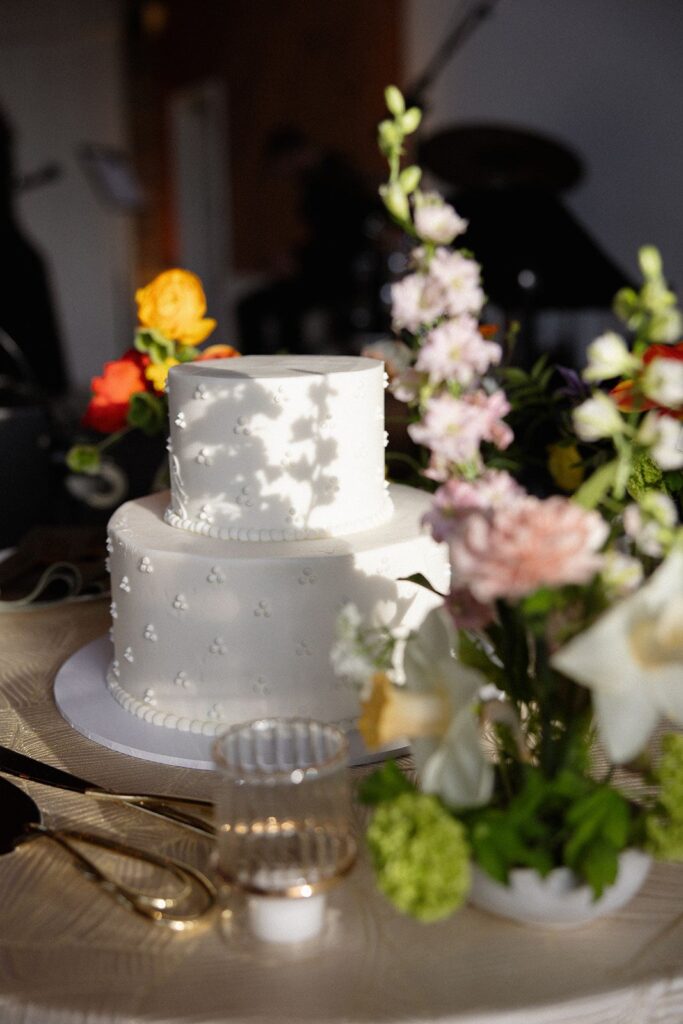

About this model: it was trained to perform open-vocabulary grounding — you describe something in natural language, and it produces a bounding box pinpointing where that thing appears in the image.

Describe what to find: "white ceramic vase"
[469,849,652,928]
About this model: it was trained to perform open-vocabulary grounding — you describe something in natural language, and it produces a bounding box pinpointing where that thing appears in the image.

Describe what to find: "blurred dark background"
[0,0,682,547]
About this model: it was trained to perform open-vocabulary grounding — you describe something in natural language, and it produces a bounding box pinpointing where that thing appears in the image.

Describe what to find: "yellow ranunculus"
[145,357,179,393]
[547,442,584,492]
[136,269,217,346]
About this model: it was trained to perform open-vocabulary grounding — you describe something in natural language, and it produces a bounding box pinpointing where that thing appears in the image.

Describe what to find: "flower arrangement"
[333,87,683,923]
[67,269,239,475]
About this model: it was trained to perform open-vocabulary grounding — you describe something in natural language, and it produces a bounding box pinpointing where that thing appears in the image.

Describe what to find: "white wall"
[0,0,134,393]
[404,0,683,290]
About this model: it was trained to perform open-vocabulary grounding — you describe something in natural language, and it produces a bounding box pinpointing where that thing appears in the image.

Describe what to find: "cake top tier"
[174,354,378,380]
[165,354,392,542]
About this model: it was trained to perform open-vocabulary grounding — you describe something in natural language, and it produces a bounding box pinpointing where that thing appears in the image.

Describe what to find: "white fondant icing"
[107,487,448,731]
[166,356,393,540]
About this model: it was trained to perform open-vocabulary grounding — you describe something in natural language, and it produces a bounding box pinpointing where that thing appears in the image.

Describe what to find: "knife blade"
[0,744,215,837]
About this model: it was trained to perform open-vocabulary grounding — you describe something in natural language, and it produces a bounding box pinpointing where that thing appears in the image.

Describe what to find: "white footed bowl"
[469,850,652,928]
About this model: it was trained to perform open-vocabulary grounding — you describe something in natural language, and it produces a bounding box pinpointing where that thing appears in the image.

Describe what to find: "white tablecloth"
[1,599,682,1024]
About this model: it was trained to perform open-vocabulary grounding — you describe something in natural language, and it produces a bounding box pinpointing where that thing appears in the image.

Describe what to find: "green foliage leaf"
[572,460,618,509]
[358,760,415,806]
[66,444,101,475]
[135,328,174,364]
[464,767,634,899]
[175,345,200,363]
[127,391,166,436]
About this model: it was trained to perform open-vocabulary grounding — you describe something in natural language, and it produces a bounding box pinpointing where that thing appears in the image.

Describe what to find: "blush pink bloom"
[409,389,513,468]
[423,470,524,542]
[416,315,502,386]
[449,495,609,603]
[391,273,447,333]
[428,248,485,318]
[409,390,512,468]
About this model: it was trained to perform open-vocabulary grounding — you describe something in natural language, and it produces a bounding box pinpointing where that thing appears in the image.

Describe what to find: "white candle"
[247,892,327,943]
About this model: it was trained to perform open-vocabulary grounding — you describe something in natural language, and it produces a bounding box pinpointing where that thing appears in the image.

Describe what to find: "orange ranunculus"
[135,269,217,346]
[82,350,148,433]
[193,344,241,361]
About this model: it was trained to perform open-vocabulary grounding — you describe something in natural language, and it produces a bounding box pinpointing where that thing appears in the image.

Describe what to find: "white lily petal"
[552,547,683,762]
[414,706,494,808]
[592,687,660,764]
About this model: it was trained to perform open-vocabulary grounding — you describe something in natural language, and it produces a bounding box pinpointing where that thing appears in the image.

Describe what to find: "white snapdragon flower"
[637,411,683,470]
[642,357,683,409]
[551,547,683,763]
[413,191,468,246]
[573,392,625,441]
[330,604,377,692]
[583,332,640,382]
[623,492,678,558]
[600,549,644,597]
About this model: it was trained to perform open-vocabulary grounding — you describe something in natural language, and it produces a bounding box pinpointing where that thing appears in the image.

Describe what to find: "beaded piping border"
[163,496,394,543]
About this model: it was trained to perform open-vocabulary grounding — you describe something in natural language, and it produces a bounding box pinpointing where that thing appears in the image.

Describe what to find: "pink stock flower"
[391,273,447,333]
[423,470,524,542]
[409,390,513,468]
[429,249,485,318]
[448,495,608,604]
[416,315,502,386]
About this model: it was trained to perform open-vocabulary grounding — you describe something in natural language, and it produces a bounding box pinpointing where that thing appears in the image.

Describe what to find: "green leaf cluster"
[358,759,415,806]
[127,391,166,436]
[134,327,174,364]
[464,767,634,899]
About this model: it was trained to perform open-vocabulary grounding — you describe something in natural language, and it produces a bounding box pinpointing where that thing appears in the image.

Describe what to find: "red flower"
[82,350,149,433]
[610,341,683,419]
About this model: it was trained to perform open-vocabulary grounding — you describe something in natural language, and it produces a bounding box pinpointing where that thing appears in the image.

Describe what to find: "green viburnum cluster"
[366,789,471,922]
[646,733,683,861]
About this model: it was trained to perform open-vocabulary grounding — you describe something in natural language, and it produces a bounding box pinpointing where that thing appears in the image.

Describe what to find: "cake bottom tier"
[107,485,448,735]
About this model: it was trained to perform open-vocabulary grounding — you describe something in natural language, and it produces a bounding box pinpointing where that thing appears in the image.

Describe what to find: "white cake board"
[54,637,408,771]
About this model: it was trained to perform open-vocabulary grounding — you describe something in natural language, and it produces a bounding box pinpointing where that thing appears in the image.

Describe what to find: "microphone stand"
[404,0,501,114]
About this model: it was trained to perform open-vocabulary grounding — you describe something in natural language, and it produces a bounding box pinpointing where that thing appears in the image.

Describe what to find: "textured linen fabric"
[0,598,682,1024]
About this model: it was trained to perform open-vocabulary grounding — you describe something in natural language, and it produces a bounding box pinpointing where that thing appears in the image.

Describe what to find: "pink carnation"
[449,495,608,603]
[416,315,502,386]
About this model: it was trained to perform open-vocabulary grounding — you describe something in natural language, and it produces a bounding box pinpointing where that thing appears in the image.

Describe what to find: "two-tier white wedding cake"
[105,355,447,735]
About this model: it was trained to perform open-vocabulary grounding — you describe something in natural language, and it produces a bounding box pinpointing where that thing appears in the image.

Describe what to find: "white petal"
[415,707,493,808]
[593,687,660,764]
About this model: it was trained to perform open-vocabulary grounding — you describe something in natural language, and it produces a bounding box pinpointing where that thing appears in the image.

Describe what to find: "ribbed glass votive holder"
[213,718,356,943]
